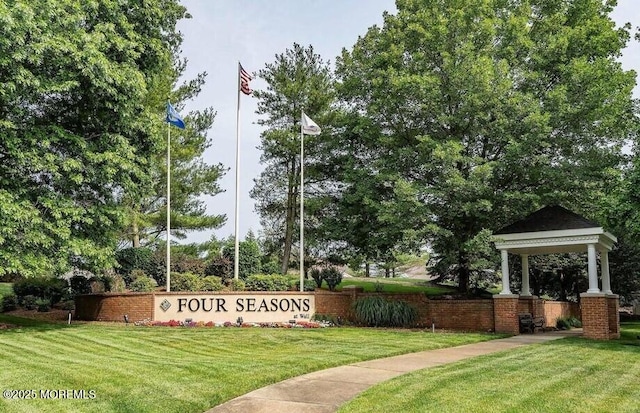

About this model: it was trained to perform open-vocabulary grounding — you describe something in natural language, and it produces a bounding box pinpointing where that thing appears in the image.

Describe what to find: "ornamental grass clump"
[353,296,418,327]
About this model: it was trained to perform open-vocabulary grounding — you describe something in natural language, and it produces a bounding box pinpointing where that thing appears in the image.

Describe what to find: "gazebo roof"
[495,205,600,235]
[493,205,616,254]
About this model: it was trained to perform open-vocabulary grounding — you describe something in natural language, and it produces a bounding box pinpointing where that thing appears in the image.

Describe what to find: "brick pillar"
[607,295,620,339]
[581,293,612,340]
[519,296,544,320]
[493,294,520,334]
[342,285,363,302]
[532,297,544,320]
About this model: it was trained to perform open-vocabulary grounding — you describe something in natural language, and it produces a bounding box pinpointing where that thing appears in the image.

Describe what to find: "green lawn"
[0,315,497,413]
[326,277,455,295]
[0,283,13,298]
[340,323,640,413]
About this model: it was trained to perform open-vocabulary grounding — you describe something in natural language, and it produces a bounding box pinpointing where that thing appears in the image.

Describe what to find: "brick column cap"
[517,295,539,300]
[493,294,519,299]
[580,292,607,298]
[342,285,364,292]
[605,294,619,298]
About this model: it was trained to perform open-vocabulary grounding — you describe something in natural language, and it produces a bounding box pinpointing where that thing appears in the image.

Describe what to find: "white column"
[587,244,600,293]
[500,250,512,295]
[521,254,531,296]
[601,250,612,294]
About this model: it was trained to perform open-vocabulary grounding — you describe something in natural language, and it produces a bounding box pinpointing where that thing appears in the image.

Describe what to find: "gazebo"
[492,205,619,340]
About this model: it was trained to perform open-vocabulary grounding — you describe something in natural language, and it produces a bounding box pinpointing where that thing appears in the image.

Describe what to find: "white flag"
[301,112,321,135]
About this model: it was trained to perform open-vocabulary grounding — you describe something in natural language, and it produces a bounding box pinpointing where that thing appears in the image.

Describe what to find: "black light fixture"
[236,317,243,326]
[123,314,129,324]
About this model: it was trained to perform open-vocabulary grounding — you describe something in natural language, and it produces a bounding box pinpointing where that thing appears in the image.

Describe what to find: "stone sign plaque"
[153,293,315,323]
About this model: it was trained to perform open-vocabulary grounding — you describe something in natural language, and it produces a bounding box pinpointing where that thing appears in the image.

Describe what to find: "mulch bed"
[5,308,72,322]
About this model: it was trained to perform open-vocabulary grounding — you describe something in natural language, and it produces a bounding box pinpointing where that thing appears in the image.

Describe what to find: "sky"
[176,0,640,245]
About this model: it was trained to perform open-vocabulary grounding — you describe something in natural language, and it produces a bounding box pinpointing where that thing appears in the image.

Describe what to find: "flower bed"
[133,319,331,328]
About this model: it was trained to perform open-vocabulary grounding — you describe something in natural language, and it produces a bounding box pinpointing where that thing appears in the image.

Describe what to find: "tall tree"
[336,0,637,291]
[0,0,190,276]
[121,64,226,248]
[251,43,334,274]
[312,112,415,275]
[602,147,640,301]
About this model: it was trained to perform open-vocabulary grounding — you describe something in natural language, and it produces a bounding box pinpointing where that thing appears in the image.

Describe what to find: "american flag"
[239,63,252,95]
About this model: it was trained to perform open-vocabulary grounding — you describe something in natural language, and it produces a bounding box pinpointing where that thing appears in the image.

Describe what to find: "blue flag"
[166,102,185,129]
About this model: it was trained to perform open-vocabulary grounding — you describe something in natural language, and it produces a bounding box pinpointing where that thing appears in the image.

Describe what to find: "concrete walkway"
[208,329,582,413]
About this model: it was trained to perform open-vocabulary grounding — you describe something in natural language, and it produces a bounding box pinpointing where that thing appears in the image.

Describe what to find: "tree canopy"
[333,0,637,291]
[0,0,221,277]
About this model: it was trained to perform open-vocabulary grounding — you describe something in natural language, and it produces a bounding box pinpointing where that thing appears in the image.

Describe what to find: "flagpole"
[300,109,304,292]
[166,118,171,292]
[234,62,242,280]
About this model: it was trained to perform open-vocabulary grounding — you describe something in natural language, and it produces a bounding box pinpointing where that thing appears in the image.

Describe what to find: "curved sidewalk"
[208,329,582,413]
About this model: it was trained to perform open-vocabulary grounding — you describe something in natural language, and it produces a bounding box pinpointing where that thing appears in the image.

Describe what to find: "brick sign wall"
[75,293,154,322]
[75,291,583,334]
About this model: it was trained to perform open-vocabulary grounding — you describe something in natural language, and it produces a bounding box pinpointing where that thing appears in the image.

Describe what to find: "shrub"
[69,275,92,297]
[146,250,167,286]
[556,317,571,330]
[89,279,106,293]
[353,296,417,327]
[228,279,246,291]
[115,247,155,283]
[107,275,126,293]
[296,279,316,292]
[13,277,68,304]
[36,298,51,312]
[170,253,206,276]
[245,274,290,291]
[0,273,23,283]
[557,316,582,329]
[310,268,323,288]
[1,294,17,312]
[22,295,38,310]
[322,267,343,291]
[223,240,262,280]
[170,272,203,292]
[129,269,147,282]
[201,276,224,292]
[205,256,232,279]
[130,276,157,292]
[260,258,280,275]
[97,273,113,292]
[61,300,75,311]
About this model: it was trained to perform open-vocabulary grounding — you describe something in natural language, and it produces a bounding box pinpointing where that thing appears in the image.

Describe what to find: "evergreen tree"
[251,43,335,274]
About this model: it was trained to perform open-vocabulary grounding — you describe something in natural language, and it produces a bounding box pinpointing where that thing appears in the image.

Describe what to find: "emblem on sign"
[160,299,171,312]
